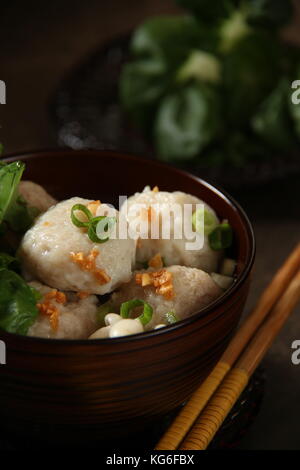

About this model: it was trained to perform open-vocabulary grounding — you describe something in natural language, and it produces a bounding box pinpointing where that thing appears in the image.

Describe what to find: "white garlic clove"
[104,313,122,326]
[109,319,144,338]
[89,326,110,339]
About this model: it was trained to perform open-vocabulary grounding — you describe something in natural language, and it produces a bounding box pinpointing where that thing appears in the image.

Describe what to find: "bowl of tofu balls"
[0,149,255,444]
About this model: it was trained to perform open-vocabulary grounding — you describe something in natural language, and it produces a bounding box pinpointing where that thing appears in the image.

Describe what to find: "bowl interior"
[3,149,255,339]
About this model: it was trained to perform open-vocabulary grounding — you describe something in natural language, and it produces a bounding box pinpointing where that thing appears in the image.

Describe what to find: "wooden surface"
[0,0,300,449]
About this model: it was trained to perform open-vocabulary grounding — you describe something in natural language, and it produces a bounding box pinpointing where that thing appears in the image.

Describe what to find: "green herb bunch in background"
[120,0,300,167]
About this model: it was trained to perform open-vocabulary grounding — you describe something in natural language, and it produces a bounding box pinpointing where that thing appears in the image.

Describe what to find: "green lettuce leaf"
[154,84,220,161]
[0,269,39,335]
[0,161,39,235]
[0,161,25,226]
[252,78,296,149]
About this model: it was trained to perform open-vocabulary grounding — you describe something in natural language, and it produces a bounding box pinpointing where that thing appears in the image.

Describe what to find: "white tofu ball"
[19,181,57,213]
[19,197,136,295]
[111,265,223,330]
[121,187,221,273]
[27,281,99,339]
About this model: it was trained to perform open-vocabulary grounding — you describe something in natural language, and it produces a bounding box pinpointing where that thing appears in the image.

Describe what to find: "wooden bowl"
[0,150,255,444]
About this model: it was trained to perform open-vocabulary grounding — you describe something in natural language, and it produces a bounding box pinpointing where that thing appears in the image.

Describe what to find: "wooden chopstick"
[155,243,300,450]
[180,269,300,450]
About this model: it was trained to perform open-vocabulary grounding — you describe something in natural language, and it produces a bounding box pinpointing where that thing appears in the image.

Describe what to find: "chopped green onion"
[192,207,218,236]
[87,218,101,243]
[71,204,116,244]
[165,311,178,324]
[209,221,233,251]
[89,216,116,243]
[120,299,153,326]
[71,204,92,228]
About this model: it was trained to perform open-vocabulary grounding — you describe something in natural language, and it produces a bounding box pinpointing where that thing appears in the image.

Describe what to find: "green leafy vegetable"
[130,15,206,70]
[176,50,221,84]
[219,9,252,52]
[5,195,40,233]
[120,60,168,128]
[203,131,269,169]
[223,32,280,124]
[0,161,38,235]
[209,221,233,251]
[0,160,42,335]
[175,0,237,25]
[245,0,293,29]
[177,0,293,29]
[120,299,153,326]
[252,79,296,149]
[0,161,25,226]
[0,252,20,271]
[120,0,297,166]
[154,84,220,161]
[0,269,39,335]
[120,15,207,129]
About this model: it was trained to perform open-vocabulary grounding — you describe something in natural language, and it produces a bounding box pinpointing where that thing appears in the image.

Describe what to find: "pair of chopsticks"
[155,243,300,450]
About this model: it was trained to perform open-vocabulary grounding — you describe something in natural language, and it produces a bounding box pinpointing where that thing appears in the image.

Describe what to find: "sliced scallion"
[90,216,116,244]
[71,204,92,228]
[192,207,218,236]
[71,204,116,244]
[120,299,153,326]
[208,221,233,251]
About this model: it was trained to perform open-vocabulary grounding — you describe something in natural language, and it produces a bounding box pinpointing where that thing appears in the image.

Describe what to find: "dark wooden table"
[0,0,300,450]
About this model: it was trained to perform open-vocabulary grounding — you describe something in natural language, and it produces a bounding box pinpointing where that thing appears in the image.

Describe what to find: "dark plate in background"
[50,34,300,192]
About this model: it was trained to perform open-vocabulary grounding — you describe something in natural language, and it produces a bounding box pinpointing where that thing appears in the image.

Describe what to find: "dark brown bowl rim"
[1,148,256,345]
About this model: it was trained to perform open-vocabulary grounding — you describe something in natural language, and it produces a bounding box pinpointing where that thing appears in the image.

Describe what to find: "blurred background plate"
[50,33,300,190]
